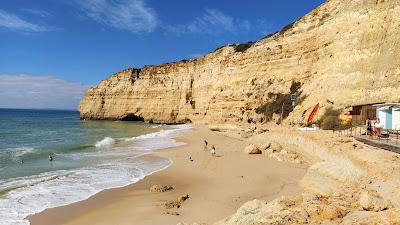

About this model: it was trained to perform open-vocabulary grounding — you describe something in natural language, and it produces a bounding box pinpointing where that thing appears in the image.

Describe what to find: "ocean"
[0,109,191,225]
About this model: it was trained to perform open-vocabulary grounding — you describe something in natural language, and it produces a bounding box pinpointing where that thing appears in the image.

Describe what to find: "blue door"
[386,110,393,129]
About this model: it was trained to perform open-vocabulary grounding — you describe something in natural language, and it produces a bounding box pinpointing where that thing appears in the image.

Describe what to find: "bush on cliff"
[280,17,302,34]
[320,107,341,130]
[234,42,255,53]
[262,31,278,40]
[255,81,306,123]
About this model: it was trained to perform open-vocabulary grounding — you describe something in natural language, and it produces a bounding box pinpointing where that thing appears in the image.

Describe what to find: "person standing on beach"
[203,140,208,151]
[374,118,383,136]
[366,118,372,138]
[211,145,216,157]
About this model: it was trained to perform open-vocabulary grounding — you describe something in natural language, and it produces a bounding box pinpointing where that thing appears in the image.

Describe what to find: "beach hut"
[349,103,379,125]
[374,103,400,130]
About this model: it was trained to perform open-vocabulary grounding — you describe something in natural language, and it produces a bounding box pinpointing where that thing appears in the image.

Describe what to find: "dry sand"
[28,126,307,225]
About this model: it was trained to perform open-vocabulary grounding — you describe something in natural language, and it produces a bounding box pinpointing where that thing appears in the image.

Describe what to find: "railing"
[333,125,400,145]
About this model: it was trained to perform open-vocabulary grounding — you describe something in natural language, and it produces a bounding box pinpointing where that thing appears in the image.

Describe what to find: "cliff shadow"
[120,113,145,122]
[256,81,307,122]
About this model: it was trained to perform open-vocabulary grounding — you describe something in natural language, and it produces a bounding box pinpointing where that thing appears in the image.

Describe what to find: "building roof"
[374,103,400,109]
[351,102,384,107]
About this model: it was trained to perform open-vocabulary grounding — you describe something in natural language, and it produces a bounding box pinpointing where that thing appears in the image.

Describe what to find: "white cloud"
[77,0,157,33]
[165,9,269,36]
[0,9,54,32]
[0,75,91,110]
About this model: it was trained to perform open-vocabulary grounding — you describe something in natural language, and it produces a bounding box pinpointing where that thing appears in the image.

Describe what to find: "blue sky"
[0,0,324,109]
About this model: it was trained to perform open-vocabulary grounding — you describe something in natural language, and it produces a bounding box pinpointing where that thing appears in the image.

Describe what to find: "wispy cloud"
[0,9,59,32]
[0,9,48,32]
[165,9,271,36]
[77,0,157,33]
[0,75,91,109]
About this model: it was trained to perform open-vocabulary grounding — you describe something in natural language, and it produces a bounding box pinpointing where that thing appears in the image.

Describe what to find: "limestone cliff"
[79,0,400,124]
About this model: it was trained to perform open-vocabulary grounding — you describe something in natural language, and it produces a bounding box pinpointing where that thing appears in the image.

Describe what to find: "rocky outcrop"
[79,0,400,125]
[216,129,400,225]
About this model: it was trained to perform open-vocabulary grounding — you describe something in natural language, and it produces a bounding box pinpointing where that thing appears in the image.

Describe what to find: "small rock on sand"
[163,194,190,209]
[150,185,174,193]
[244,144,262,154]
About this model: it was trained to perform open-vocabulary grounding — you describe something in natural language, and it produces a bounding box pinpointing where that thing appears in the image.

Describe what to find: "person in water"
[48,154,53,162]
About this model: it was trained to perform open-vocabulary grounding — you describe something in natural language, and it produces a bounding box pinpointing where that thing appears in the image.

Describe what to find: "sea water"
[0,109,191,225]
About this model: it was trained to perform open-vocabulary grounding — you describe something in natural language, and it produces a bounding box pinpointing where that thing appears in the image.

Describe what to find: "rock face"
[79,0,400,125]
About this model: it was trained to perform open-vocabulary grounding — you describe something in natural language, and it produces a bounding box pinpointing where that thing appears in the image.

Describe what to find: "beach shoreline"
[28,125,307,225]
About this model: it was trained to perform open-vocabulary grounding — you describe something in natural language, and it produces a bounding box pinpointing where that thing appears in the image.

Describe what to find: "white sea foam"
[0,124,192,225]
[95,137,115,148]
[9,147,35,162]
[11,147,35,157]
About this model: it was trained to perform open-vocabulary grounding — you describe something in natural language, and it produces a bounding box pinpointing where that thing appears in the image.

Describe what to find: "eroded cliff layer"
[79,0,400,124]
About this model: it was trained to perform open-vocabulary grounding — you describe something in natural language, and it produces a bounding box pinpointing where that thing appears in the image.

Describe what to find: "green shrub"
[280,17,302,34]
[280,22,295,33]
[255,81,305,122]
[262,31,278,40]
[234,41,254,53]
[210,44,236,54]
[321,116,340,130]
[320,107,341,130]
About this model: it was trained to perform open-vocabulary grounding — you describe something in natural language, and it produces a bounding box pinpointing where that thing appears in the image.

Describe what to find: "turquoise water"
[0,109,156,179]
[0,109,190,225]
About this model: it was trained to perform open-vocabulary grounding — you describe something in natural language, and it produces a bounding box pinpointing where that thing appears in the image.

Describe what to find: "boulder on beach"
[244,144,262,154]
[269,142,283,153]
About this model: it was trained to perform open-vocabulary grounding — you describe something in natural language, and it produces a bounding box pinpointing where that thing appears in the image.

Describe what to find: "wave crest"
[95,137,115,148]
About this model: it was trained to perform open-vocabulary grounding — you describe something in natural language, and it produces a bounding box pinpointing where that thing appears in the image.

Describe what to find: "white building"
[374,103,400,130]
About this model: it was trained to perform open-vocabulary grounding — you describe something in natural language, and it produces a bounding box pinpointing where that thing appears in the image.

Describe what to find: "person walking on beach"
[203,140,208,151]
[211,145,216,157]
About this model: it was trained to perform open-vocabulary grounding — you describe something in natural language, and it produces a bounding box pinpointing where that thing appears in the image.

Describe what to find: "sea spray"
[95,137,115,148]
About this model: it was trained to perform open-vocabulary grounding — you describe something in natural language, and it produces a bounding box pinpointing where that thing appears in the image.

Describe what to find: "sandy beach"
[28,126,307,225]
